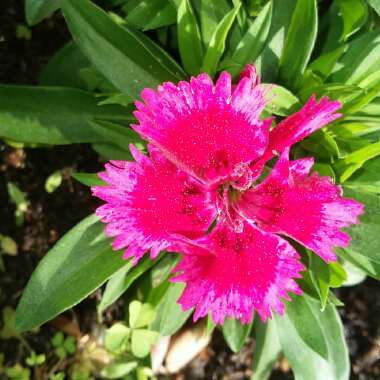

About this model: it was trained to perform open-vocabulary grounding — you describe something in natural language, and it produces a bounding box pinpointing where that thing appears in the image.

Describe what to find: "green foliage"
[15,215,126,332]
[222,318,252,353]
[61,0,185,98]
[7,0,380,378]
[25,0,60,26]
[51,332,76,359]
[45,170,63,193]
[7,182,28,226]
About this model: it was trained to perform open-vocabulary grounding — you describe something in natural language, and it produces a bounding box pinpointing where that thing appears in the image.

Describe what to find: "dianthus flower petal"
[251,95,341,177]
[238,150,364,262]
[170,223,304,324]
[132,66,269,185]
[92,145,217,264]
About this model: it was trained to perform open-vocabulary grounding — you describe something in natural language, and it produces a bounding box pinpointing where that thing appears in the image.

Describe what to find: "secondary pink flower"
[92,65,364,324]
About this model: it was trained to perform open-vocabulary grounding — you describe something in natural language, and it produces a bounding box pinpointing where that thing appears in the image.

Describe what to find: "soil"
[1,0,380,379]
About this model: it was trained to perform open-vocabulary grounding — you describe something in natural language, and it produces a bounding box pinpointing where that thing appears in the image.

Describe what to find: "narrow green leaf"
[337,0,368,42]
[15,215,126,332]
[222,1,272,77]
[222,318,252,353]
[343,70,380,114]
[39,41,90,89]
[330,30,380,84]
[261,83,301,116]
[61,0,185,98]
[25,0,60,26]
[150,254,180,287]
[335,141,380,182]
[285,295,329,359]
[71,173,105,187]
[150,283,191,335]
[340,187,380,275]
[0,86,131,145]
[368,0,380,15]
[298,83,363,105]
[98,257,156,315]
[309,255,347,310]
[344,155,380,193]
[92,143,133,161]
[309,45,347,80]
[199,0,231,46]
[124,0,176,31]
[201,4,241,76]
[279,0,318,90]
[255,0,296,82]
[177,0,203,75]
[252,319,281,380]
[90,121,144,151]
[275,295,349,380]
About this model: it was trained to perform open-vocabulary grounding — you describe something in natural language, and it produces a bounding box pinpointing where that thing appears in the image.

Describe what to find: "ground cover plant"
[1,0,380,378]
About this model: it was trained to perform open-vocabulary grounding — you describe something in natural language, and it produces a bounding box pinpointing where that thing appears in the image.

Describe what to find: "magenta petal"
[171,223,304,324]
[132,68,269,185]
[238,150,364,262]
[252,96,341,173]
[92,145,217,264]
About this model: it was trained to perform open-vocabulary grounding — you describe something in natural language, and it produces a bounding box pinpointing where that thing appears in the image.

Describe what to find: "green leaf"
[98,256,156,315]
[177,0,203,75]
[337,0,368,42]
[222,318,252,353]
[129,301,156,328]
[0,86,131,145]
[124,0,176,31]
[275,295,349,380]
[222,1,272,77]
[39,41,90,89]
[285,294,329,359]
[151,283,191,335]
[71,172,105,187]
[92,143,133,161]
[252,319,281,380]
[344,155,380,193]
[279,0,318,90]
[367,0,380,15]
[101,361,138,379]
[255,0,296,82]
[262,84,301,116]
[61,0,185,99]
[309,255,347,310]
[25,0,60,26]
[330,30,380,84]
[298,83,363,106]
[342,70,380,114]
[309,46,347,80]
[0,235,18,256]
[131,329,159,358]
[335,141,380,182]
[1,307,19,339]
[15,214,126,332]
[91,121,144,151]
[339,187,380,280]
[199,0,231,46]
[201,3,241,76]
[45,171,63,194]
[150,254,180,287]
[105,323,130,353]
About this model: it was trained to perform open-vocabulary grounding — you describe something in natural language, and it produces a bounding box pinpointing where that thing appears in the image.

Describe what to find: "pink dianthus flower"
[92,65,364,324]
